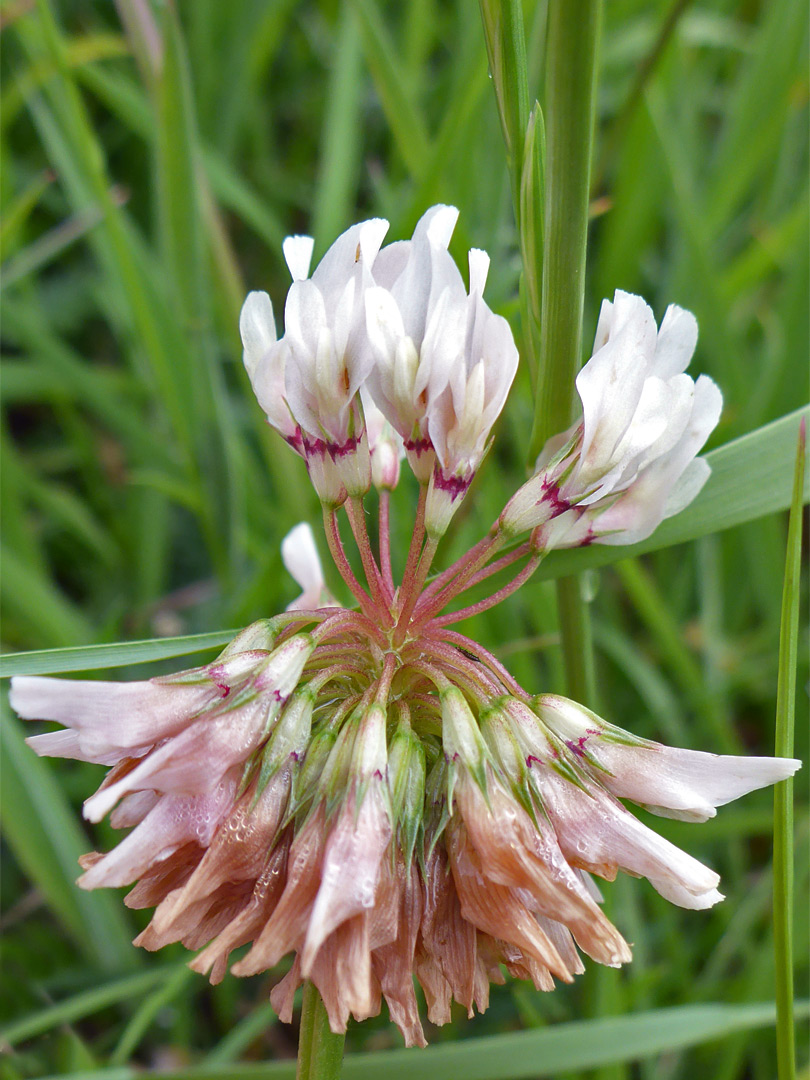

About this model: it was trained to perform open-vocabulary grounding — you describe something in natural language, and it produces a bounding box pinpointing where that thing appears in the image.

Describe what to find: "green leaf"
[0,630,235,678]
[0,966,180,1047]
[31,1002,810,1080]
[348,0,431,178]
[774,417,805,1080]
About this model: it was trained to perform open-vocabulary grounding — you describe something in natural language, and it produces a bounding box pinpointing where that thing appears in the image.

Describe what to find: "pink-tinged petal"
[12,675,219,757]
[302,784,391,971]
[530,766,723,909]
[79,774,237,890]
[25,728,124,766]
[653,303,698,379]
[282,235,315,281]
[109,790,159,829]
[82,697,271,822]
[239,291,277,380]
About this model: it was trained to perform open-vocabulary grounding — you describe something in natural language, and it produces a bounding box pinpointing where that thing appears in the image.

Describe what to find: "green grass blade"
[0,967,180,1047]
[31,1003,810,1080]
[0,704,135,971]
[0,630,236,678]
[479,0,530,219]
[348,0,431,177]
[774,418,806,1080]
[311,6,363,254]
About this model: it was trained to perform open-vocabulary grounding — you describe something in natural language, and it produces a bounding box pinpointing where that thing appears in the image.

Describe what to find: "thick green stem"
[555,575,596,706]
[296,982,345,1080]
[529,0,601,461]
[535,11,607,1073]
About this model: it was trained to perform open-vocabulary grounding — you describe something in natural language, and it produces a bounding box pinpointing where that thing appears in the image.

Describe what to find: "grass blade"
[30,1002,810,1080]
[0,630,236,678]
[774,417,806,1080]
[0,967,180,1047]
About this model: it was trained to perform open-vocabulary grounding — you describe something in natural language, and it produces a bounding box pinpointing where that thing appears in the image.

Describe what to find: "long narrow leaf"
[32,1002,810,1080]
[774,418,806,1080]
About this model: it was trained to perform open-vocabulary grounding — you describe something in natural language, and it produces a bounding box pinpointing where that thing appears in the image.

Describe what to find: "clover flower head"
[14,215,799,1048]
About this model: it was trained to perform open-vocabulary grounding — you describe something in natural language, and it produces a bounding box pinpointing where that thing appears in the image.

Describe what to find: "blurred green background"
[1,1,807,1078]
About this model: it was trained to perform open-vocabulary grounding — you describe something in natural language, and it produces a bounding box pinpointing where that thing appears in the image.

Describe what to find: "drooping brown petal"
[447,818,572,983]
[149,769,292,941]
[416,845,479,1021]
[309,916,380,1031]
[123,842,204,909]
[371,858,427,1047]
[192,838,291,984]
[456,775,631,967]
[232,808,325,976]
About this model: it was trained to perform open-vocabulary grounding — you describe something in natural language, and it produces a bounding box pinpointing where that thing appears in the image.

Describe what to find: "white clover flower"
[501,290,722,546]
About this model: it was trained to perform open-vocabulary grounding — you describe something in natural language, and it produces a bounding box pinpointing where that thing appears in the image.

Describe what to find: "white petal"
[468,248,490,296]
[594,743,801,822]
[239,291,277,380]
[653,303,698,379]
[419,204,459,250]
[575,292,658,482]
[284,279,327,358]
[283,235,315,281]
[312,218,388,299]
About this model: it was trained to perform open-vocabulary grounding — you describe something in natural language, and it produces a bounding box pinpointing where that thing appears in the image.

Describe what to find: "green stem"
[296,981,345,1080]
[773,420,805,1080]
[534,11,610,1075]
[529,0,602,461]
[555,575,596,706]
